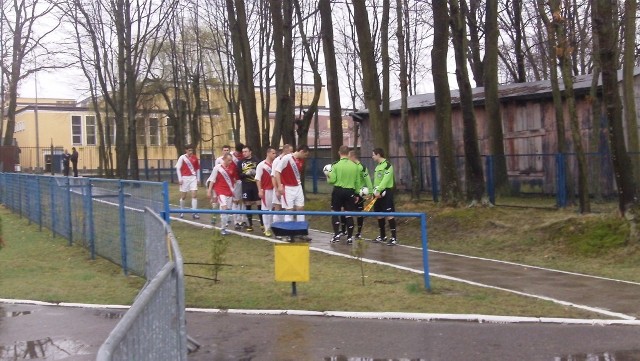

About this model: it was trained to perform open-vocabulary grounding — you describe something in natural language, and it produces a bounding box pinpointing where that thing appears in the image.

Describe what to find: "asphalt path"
[3,303,640,361]
[2,215,640,360]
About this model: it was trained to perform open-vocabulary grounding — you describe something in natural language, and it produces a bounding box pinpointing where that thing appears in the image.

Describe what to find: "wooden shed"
[354,68,640,195]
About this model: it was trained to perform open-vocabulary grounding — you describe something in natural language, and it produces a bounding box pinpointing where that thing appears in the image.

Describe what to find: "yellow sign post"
[274,243,310,296]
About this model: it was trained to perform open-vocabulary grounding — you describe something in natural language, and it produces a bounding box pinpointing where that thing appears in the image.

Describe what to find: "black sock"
[332,215,341,235]
[340,215,347,233]
[378,218,386,238]
[357,216,364,234]
[346,217,354,237]
[246,205,253,226]
[389,218,397,239]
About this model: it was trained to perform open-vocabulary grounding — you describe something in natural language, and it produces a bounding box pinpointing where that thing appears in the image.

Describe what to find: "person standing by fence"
[256,147,276,237]
[328,145,360,244]
[70,147,79,177]
[238,146,261,232]
[62,149,71,176]
[372,148,397,246]
[176,144,201,220]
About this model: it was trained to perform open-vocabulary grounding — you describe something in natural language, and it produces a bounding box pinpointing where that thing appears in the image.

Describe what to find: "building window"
[149,118,159,146]
[106,117,116,145]
[86,116,96,145]
[72,116,82,145]
[136,119,146,146]
[166,118,175,146]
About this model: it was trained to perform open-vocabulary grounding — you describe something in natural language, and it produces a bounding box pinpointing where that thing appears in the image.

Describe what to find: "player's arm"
[255,165,264,197]
[362,166,373,189]
[377,164,394,194]
[175,155,184,183]
[328,162,338,185]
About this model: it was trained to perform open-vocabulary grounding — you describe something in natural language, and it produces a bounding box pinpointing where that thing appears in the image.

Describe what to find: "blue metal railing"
[167,208,431,290]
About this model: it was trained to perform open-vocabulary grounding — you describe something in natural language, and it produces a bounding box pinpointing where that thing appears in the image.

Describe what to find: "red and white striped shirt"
[256,160,274,190]
[274,153,304,187]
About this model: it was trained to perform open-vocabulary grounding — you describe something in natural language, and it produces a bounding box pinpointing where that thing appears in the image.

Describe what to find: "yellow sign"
[274,243,310,282]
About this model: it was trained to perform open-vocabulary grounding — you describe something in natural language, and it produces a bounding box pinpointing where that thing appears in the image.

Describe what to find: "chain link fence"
[0,173,168,276]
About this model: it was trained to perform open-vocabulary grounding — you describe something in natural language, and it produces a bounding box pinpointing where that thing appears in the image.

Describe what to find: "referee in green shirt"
[372,147,397,246]
[328,145,360,244]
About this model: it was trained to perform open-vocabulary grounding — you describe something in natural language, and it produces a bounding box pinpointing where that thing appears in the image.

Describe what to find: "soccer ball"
[322,164,332,176]
[359,186,369,196]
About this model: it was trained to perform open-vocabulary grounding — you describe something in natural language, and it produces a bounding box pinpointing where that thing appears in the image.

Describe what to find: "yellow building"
[3,94,234,174]
[2,84,352,175]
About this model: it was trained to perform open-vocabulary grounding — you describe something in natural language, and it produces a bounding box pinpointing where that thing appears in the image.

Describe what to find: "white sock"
[192,198,197,210]
[179,199,184,209]
[284,212,293,222]
[297,214,305,222]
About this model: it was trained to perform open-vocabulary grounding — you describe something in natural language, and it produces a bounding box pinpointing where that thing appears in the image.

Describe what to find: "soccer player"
[328,145,360,244]
[372,148,397,246]
[271,144,293,227]
[176,144,200,219]
[207,153,237,235]
[274,144,309,223]
[256,147,277,237]
[238,146,260,231]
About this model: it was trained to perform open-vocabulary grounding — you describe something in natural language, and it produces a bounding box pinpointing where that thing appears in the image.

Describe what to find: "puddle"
[323,355,426,361]
[2,311,32,318]
[0,337,92,360]
[556,349,640,360]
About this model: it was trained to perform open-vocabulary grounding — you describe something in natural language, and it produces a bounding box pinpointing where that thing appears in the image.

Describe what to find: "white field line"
[2,298,639,326]
[170,219,638,320]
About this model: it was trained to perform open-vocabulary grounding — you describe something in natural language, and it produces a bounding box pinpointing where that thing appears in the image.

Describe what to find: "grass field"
[2,187,638,319]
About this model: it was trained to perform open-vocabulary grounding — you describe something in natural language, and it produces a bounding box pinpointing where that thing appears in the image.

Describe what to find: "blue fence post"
[162,181,171,223]
[65,177,73,245]
[486,155,495,205]
[86,180,96,260]
[25,176,31,225]
[17,174,23,218]
[118,180,129,275]
[430,156,439,202]
[312,157,318,194]
[36,176,42,231]
[420,213,431,290]
[50,177,57,238]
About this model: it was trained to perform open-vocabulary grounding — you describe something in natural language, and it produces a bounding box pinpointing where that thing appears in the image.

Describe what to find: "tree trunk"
[550,0,589,213]
[381,0,391,143]
[466,0,484,87]
[319,0,343,161]
[432,0,462,206]
[589,4,603,202]
[594,0,638,236]
[269,0,296,148]
[450,0,485,204]
[227,0,261,153]
[396,0,420,199]
[537,0,573,207]
[352,0,386,153]
[292,0,322,147]
[623,0,639,181]
[483,0,509,194]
